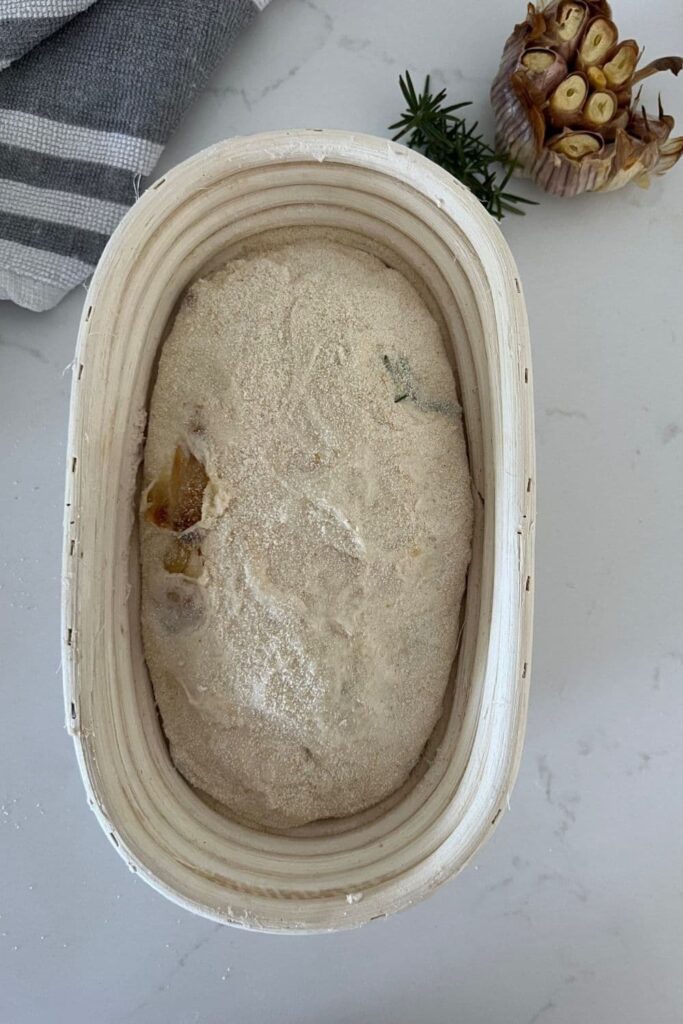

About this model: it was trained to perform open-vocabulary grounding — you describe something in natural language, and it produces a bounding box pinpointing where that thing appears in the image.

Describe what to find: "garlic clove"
[522,48,555,72]
[548,129,604,158]
[517,47,568,102]
[576,17,619,70]
[548,1,589,59]
[548,72,589,127]
[603,40,639,88]
[145,446,209,533]
[581,89,618,128]
[587,65,608,89]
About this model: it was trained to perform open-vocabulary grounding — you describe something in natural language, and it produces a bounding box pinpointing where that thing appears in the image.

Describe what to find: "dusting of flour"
[140,235,473,830]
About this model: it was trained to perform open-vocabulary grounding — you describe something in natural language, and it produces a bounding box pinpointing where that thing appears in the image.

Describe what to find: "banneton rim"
[62,129,535,933]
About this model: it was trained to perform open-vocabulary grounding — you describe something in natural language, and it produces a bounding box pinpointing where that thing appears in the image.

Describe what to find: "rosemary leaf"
[390,71,536,220]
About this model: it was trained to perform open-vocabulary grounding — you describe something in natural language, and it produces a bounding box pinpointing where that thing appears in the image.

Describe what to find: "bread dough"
[140,235,473,829]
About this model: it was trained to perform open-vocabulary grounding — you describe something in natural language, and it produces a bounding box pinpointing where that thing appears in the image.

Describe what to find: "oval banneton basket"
[62,130,535,933]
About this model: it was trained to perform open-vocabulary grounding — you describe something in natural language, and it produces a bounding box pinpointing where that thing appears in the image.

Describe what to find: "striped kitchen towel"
[0,0,270,311]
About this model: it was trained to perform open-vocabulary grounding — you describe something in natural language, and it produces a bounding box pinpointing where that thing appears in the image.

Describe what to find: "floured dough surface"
[140,235,473,829]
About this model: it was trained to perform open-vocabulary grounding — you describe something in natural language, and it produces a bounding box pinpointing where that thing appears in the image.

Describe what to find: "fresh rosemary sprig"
[389,71,536,220]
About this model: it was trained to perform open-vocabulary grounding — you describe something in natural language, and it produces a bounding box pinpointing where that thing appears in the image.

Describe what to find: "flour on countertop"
[140,234,473,829]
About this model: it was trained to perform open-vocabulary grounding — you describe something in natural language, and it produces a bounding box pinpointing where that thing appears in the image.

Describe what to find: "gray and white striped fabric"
[0,0,269,311]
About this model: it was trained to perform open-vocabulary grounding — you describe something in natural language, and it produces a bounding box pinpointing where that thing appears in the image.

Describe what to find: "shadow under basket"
[62,130,535,933]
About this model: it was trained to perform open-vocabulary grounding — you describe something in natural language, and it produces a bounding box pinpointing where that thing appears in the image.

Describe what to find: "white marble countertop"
[1,1,682,1021]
